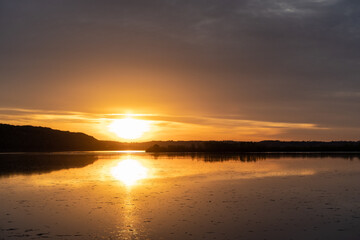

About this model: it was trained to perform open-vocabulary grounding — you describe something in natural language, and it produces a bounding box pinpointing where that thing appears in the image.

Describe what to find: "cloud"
[0,108,327,141]
[333,91,360,98]
[0,0,359,140]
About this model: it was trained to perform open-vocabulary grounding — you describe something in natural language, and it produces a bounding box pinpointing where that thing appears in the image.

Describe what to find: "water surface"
[0,152,359,239]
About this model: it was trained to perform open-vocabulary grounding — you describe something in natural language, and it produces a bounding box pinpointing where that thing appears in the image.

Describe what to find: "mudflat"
[0,152,359,239]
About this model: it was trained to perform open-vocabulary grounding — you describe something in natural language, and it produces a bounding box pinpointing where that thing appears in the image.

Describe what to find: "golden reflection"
[108,117,150,140]
[111,159,148,187]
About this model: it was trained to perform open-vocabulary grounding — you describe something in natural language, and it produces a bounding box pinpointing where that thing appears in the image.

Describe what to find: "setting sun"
[108,117,150,140]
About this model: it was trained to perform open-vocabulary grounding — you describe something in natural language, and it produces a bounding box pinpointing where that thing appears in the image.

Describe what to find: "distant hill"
[0,124,131,152]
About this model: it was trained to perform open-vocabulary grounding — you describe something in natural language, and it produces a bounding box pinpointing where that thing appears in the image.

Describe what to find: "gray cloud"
[0,0,359,139]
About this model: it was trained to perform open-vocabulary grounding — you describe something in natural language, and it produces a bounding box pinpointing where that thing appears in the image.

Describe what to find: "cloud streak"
[0,108,328,141]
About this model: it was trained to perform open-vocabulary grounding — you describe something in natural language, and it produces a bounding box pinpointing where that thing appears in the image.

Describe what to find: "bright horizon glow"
[111,159,149,187]
[108,117,151,140]
[0,107,344,141]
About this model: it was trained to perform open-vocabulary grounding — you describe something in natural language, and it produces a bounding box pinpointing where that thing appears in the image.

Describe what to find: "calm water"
[0,152,360,240]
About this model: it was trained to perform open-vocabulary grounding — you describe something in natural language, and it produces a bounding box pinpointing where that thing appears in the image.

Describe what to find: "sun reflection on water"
[111,159,148,187]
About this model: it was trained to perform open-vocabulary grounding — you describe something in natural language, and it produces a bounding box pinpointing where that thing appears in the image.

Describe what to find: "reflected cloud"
[111,159,148,187]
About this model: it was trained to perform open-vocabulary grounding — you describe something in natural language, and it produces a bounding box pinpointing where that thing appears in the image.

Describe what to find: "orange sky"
[0,107,334,142]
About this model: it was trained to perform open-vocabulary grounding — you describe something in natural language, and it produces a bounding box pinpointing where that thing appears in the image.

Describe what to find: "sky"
[0,0,360,141]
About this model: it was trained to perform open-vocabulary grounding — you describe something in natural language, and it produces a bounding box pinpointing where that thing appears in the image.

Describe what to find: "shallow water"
[0,152,359,239]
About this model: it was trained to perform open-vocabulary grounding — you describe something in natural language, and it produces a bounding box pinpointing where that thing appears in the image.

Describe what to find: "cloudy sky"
[1,0,359,141]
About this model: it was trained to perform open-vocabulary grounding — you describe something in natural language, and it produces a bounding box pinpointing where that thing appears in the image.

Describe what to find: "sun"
[108,117,150,140]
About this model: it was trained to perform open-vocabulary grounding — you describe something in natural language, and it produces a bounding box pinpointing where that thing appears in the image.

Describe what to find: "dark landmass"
[1,123,360,152]
[0,123,146,152]
[149,152,360,162]
[146,140,360,152]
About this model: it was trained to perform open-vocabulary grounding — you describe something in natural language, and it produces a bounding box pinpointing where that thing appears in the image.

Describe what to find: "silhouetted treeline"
[148,152,360,162]
[0,124,98,151]
[146,140,360,153]
[0,124,145,152]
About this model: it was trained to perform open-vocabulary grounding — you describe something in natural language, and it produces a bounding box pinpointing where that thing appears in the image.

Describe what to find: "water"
[0,152,359,239]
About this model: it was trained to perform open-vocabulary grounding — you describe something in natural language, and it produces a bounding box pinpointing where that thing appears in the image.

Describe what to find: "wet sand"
[0,152,359,239]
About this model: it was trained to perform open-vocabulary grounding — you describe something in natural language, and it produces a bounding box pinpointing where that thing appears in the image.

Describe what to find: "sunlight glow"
[111,159,148,187]
[108,117,150,140]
